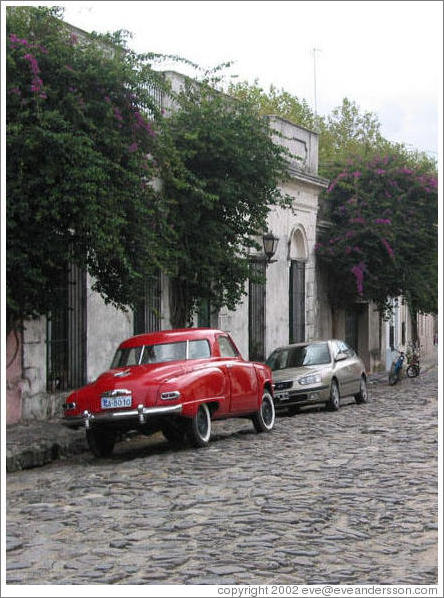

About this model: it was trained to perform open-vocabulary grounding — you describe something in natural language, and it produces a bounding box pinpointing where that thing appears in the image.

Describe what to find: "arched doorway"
[288,227,308,343]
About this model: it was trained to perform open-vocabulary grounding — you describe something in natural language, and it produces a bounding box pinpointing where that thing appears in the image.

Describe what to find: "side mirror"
[335,352,348,362]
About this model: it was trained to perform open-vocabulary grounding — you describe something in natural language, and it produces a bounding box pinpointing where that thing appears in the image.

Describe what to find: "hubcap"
[196,406,210,440]
[262,396,274,428]
[361,380,367,400]
[332,385,339,407]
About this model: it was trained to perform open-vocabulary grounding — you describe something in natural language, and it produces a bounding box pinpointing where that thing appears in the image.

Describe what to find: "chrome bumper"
[63,403,183,429]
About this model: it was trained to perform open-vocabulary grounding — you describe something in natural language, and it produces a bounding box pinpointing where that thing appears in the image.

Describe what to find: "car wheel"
[188,403,211,448]
[327,380,340,411]
[354,376,368,404]
[252,391,275,433]
[161,420,187,446]
[86,429,116,457]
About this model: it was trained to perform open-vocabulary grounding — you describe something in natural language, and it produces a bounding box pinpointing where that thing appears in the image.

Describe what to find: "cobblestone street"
[6,367,438,586]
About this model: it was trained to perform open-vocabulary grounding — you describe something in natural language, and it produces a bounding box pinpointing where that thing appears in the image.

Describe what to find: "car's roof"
[271,339,335,351]
[119,328,226,348]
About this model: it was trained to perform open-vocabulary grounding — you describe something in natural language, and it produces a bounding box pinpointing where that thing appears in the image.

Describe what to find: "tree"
[228,82,437,178]
[159,79,293,327]
[6,6,172,332]
[227,80,316,130]
[315,155,438,315]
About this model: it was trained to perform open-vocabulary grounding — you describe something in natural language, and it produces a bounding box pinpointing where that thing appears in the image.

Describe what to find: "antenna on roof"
[312,48,322,123]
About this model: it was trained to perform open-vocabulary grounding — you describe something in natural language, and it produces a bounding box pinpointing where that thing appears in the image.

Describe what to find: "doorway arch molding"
[287,224,309,262]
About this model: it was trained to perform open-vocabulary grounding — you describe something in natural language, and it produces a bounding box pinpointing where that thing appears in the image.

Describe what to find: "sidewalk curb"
[6,422,87,473]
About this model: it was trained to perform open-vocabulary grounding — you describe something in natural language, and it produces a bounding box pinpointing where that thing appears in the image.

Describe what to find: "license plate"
[275,391,290,401]
[101,397,132,409]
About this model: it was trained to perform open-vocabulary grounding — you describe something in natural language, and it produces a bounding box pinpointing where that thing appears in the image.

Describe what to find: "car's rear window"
[111,339,211,368]
[266,342,331,370]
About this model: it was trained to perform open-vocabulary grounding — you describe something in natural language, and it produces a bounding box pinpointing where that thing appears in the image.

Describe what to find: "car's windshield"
[266,342,331,370]
[111,339,210,368]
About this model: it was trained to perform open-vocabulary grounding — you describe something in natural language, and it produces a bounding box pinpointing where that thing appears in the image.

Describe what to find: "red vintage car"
[63,328,275,456]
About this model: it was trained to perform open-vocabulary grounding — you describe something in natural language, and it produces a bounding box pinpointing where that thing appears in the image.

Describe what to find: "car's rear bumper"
[63,403,183,430]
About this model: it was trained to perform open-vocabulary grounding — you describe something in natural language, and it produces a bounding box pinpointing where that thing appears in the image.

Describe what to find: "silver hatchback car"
[266,340,368,414]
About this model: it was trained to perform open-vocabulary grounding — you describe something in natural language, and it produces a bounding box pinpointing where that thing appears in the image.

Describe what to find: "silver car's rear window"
[267,342,331,370]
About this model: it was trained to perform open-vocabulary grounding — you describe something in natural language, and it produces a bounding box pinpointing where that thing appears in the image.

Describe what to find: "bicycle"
[406,343,421,378]
[388,349,405,385]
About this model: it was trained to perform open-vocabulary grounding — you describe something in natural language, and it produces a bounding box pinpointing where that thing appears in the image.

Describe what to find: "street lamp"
[262,231,279,263]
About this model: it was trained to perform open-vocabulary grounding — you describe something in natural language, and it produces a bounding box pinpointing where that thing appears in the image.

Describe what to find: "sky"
[40,0,444,158]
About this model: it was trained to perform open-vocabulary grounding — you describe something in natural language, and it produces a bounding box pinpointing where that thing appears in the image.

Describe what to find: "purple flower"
[381,238,395,259]
[113,107,124,122]
[350,217,365,224]
[134,111,155,136]
[8,87,21,96]
[23,53,40,74]
[345,246,352,254]
[128,142,138,153]
[352,171,362,178]
[9,33,29,47]
[351,262,366,295]
[375,168,386,175]
[69,33,79,45]
[30,76,43,93]
[374,218,391,225]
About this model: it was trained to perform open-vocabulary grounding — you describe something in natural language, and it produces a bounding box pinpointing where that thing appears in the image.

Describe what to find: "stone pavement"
[5,361,438,585]
[5,347,438,473]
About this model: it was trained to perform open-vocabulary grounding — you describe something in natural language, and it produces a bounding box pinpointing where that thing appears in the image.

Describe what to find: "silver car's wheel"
[327,380,340,411]
[354,376,368,404]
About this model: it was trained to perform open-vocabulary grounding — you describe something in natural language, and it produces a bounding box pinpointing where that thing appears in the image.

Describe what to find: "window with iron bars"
[134,272,162,334]
[46,264,86,392]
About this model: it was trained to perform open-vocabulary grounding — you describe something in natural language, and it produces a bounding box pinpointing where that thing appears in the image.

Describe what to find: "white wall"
[86,275,133,382]
[218,117,328,361]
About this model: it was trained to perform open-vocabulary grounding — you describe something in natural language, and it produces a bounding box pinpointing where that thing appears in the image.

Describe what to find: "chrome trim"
[64,402,76,411]
[113,369,131,378]
[64,404,183,429]
[83,410,92,430]
[101,389,132,398]
[161,391,181,401]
